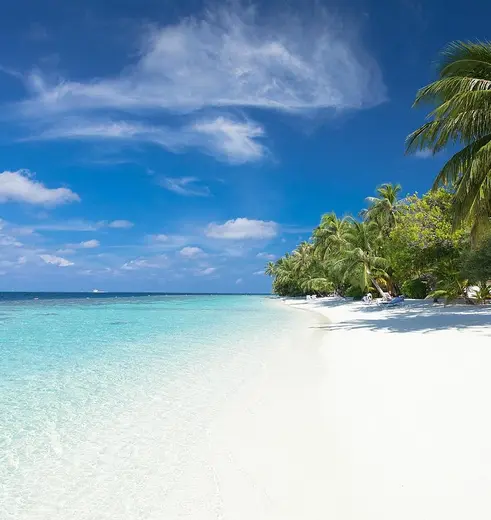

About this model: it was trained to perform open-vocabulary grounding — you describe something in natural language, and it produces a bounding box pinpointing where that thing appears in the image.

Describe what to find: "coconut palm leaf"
[406,40,491,237]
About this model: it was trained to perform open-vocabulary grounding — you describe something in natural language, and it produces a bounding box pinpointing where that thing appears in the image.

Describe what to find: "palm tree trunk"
[371,277,386,298]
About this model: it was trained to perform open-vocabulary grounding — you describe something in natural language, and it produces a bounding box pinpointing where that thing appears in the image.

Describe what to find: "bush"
[401,278,428,299]
[462,233,491,283]
[345,285,365,299]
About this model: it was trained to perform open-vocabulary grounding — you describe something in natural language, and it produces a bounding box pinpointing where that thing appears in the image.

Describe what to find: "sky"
[0,0,487,292]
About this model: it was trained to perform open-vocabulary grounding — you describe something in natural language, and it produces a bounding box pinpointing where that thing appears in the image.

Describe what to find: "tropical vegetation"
[266,40,491,304]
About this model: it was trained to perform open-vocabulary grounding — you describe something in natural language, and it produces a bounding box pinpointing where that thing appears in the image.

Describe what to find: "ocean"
[0,293,303,519]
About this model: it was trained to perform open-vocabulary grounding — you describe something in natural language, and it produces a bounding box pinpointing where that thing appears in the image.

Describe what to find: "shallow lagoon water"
[0,294,303,519]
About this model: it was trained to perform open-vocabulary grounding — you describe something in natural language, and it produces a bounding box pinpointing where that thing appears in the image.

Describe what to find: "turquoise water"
[0,294,300,518]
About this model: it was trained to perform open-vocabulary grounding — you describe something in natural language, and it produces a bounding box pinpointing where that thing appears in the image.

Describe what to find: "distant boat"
[92,289,105,293]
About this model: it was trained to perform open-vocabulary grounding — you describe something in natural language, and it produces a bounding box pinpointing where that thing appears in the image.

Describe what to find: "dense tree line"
[267,41,491,303]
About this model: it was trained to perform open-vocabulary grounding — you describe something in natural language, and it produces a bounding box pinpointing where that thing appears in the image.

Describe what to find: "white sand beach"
[279,297,491,519]
[124,297,491,519]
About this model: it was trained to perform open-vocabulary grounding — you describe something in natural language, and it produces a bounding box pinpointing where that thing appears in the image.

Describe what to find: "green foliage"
[334,220,388,296]
[474,282,491,303]
[361,183,404,234]
[344,285,365,299]
[386,189,468,288]
[462,233,491,283]
[266,182,477,305]
[427,277,469,305]
[406,41,491,239]
[401,278,428,299]
[266,42,491,301]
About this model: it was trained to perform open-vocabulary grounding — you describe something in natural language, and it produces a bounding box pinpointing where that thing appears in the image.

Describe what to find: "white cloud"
[160,176,210,197]
[26,219,131,232]
[236,278,243,284]
[39,254,74,267]
[121,255,168,270]
[0,236,23,247]
[30,220,100,232]
[253,270,265,275]
[179,246,205,258]
[10,226,35,236]
[13,5,384,163]
[0,170,80,206]
[80,239,100,249]
[191,117,266,163]
[34,116,267,164]
[147,234,188,250]
[65,239,100,250]
[20,6,385,115]
[205,218,278,239]
[56,248,75,255]
[256,252,276,260]
[196,267,216,276]
[108,220,134,228]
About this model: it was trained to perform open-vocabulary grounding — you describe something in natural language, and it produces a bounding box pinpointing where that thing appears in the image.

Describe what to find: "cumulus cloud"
[108,220,134,228]
[205,218,278,239]
[159,176,210,197]
[0,170,80,206]
[179,246,205,258]
[39,254,74,267]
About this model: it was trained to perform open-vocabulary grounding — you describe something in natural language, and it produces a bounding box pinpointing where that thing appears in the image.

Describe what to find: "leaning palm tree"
[406,41,491,240]
[361,183,403,232]
[335,220,389,297]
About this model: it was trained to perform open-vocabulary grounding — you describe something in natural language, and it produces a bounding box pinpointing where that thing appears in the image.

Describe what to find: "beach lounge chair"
[380,295,405,305]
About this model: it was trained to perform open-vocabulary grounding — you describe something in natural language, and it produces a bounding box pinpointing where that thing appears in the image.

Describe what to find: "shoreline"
[5,295,491,518]
[283,296,491,519]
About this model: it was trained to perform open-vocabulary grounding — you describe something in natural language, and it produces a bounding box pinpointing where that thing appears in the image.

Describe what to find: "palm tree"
[292,242,314,275]
[335,220,389,297]
[361,183,403,232]
[312,213,352,261]
[406,41,491,240]
[264,261,276,277]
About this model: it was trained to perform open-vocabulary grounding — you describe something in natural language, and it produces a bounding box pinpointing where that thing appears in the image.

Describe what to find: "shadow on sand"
[312,301,491,335]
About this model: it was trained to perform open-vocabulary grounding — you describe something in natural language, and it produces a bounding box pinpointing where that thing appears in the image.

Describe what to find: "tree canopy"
[266,184,488,302]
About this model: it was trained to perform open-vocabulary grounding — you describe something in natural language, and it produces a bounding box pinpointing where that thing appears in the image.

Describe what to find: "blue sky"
[0,0,486,292]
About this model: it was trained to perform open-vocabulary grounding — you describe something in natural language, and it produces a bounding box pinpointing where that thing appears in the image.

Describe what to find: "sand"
[281,297,491,519]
